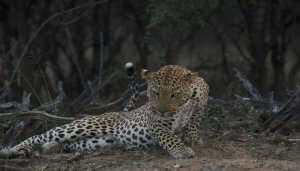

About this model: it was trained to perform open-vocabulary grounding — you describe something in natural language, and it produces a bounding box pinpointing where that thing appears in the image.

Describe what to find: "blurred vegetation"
[148,0,300,99]
[148,0,211,30]
[0,0,299,110]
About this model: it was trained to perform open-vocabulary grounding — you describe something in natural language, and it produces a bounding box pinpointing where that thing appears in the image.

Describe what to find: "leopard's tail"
[123,62,144,111]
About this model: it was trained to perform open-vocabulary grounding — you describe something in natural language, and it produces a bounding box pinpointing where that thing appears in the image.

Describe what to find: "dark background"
[0,0,300,109]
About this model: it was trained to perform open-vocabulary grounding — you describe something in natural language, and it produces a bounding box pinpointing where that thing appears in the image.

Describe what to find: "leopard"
[62,64,209,152]
[63,64,209,152]
[0,63,209,159]
[141,65,209,145]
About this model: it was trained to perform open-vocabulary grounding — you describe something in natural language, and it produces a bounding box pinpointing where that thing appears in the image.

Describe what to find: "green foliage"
[147,0,220,31]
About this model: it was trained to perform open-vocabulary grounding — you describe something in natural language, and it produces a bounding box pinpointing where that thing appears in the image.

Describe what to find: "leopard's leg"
[150,119,195,159]
[63,136,118,152]
[0,114,121,157]
[183,80,209,146]
[183,106,206,146]
[172,99,198,133]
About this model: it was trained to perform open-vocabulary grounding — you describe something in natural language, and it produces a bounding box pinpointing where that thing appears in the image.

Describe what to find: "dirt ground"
[1,133,300,171]
[1,102,300,171]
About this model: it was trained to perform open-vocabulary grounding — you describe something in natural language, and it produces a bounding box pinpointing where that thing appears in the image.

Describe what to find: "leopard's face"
[142,65,198,116]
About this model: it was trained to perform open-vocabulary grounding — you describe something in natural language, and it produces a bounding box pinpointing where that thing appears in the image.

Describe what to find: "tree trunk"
[270,0,286,99]
[93,0,112,81]
[239,0,269,93]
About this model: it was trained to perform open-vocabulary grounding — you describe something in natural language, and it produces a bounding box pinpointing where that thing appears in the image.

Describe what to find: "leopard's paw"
[184,136,198,147]
[170,147,195,159]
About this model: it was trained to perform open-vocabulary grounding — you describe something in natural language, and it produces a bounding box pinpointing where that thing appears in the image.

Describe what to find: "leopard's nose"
[158,107,168,113]
[157,103,173,113]
[158,94,173,113]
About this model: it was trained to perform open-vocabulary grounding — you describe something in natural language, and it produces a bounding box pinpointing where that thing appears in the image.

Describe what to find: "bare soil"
[1,133,300,171]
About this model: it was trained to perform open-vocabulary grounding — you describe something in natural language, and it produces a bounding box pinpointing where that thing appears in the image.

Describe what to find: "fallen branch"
[288,138,300,142]
[0,111,75,121]
[35,81,66,112]
[0,91,32,112]
[80,90,147,114]
[234,94,270,110]
[208,96,228,105]
[263,88,300,132]
[69,71,120,112]
[80,63,148,114]
[232,69,300,133]
[233,68,263,101]
[233,69,282,114]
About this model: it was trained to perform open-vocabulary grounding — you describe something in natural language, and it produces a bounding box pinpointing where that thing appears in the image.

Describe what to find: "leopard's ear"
[141,69,152,80]
[193,72,199,76]
[184,71,198,79]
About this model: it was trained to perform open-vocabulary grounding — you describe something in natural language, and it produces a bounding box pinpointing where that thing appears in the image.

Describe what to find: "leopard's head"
[142,65,198,116]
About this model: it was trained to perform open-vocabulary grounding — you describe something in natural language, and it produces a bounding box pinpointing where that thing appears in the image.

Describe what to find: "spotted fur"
[0,103,194,158]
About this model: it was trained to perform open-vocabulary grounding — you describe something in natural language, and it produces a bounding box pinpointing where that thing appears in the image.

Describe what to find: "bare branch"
[81,90,147,114]
[21,91,32,111]
[234,68,263,101]
[35,81,66,112]
[0,111,75,121]
[0,91,32,112]
[0,102,20,110]
[70,71,120,112]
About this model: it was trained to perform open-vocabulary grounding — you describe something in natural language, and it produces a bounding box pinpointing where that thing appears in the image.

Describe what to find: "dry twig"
[0,111,75,121]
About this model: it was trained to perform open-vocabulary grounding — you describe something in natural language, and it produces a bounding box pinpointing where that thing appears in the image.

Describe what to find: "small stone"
[174,164,181,168]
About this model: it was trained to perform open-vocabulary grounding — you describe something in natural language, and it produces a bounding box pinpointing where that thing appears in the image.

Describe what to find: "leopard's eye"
[171,90,180,98]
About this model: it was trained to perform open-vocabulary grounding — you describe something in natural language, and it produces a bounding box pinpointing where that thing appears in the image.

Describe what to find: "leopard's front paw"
[170,147,195,159]
[184,136,198,146]
[16,146,35,158]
